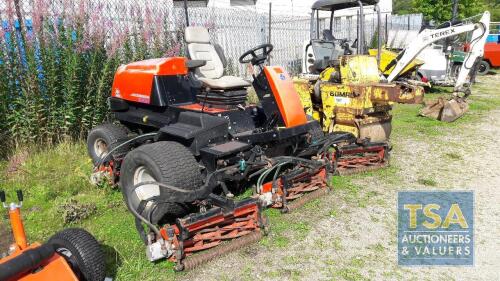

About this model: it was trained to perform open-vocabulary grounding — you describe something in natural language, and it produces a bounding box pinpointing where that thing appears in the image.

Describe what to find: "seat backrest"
[322,29,335,41]
[185,26,224,79]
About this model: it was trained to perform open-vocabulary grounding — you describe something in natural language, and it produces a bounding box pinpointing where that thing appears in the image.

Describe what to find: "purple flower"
[165,43,181,57]
[6,0,16,28]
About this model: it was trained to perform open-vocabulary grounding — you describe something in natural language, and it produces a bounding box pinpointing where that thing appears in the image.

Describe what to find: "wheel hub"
[55,247,83,279]
[133,166,160,201]
[93,138,108,158]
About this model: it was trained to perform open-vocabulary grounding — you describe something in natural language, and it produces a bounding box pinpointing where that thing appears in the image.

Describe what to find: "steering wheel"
[239,43,274,65]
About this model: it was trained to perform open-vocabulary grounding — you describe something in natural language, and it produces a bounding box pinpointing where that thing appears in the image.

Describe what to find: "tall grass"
[0,0,183,157]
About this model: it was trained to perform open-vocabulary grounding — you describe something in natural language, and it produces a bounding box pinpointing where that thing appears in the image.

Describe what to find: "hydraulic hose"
[126,165,239,235]
[93,132,157,169]
[256,161,291,193]
[125,138,347,233]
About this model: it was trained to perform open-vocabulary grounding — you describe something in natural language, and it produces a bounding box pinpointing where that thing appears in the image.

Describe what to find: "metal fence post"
[268,2,271,66]
[385,13,388,44]
[183,0,189,27]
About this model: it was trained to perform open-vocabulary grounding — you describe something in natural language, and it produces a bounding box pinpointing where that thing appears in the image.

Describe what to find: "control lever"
[16,190,23,205]
[2,189,28,249]
[0,190,23,208]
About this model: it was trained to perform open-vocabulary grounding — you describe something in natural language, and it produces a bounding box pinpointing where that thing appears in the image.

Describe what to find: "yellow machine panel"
[293,77,314,117]
[294,54,424,142]
[368,48,424,77]
[339,55,380,84]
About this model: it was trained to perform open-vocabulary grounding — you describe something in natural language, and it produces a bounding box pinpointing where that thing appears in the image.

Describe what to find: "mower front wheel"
[120,141,203,224]
[87,123,129,164]
[48,228,105,281]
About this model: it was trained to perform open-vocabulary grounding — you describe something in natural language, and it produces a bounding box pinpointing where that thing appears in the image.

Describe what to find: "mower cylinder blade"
[180,231,263,271]
[337,162,389,176]
[283,186,330,213]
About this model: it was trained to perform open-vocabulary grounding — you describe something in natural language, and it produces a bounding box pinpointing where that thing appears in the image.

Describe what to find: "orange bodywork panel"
[111,57,188,104]
[263,66,308,128]
[0,243,78,281]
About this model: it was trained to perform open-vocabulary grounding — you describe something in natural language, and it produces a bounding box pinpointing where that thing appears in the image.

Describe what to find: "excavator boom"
[387,11,490,90]
[386,12,490,122]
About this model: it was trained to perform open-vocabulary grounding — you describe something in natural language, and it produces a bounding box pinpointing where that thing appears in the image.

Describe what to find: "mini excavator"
[296,0,491,135]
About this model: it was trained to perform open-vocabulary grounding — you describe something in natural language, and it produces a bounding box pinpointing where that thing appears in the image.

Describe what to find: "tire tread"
[121,141,202,221]
[48,228,105,281]
[87,123,130,163]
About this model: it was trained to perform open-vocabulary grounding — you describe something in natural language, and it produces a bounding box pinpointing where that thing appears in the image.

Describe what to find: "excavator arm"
[387,12,490,95]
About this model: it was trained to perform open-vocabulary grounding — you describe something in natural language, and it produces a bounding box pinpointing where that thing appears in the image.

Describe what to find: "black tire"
[87,123,129,164]
[48,228,105,281]
[120,141,203,224]
[477,60,490,75]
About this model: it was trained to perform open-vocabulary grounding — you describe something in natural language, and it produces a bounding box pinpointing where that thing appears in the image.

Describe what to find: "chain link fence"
[1,0,422,76]
[0,0,423,149]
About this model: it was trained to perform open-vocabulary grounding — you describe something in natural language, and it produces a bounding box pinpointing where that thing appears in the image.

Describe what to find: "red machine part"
[91,160,119,186]
[332,145,388,175]
[177,103,229,114]
[484,42,500,67]
[111,57,188,104]
[160,200,265,270]
[1,198,79,281]
[463,42,500,67]
[260,167,328,210]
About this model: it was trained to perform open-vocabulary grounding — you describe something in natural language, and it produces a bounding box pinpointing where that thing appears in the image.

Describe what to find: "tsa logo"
[398,191,473,266]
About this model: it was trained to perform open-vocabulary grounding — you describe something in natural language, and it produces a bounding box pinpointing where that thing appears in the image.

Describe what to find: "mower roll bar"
[310,0,381,56]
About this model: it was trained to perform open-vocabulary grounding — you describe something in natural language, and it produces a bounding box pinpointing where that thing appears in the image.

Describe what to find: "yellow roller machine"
[295,0,425,142]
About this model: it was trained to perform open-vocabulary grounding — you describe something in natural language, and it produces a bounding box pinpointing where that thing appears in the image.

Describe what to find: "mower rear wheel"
[120,141,203,224]
[48,228,105,281]
[87,123,129,164]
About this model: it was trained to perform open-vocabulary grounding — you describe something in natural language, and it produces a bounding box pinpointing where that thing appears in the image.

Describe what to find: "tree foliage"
[393,0,499,22]
[393,0,413,15]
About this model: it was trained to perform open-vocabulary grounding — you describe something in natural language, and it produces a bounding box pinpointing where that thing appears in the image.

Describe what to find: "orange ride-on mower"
[0,190,105,281]
[86,27,388,270]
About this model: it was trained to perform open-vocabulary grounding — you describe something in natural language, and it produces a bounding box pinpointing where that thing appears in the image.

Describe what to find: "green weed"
[417,178,438,187]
